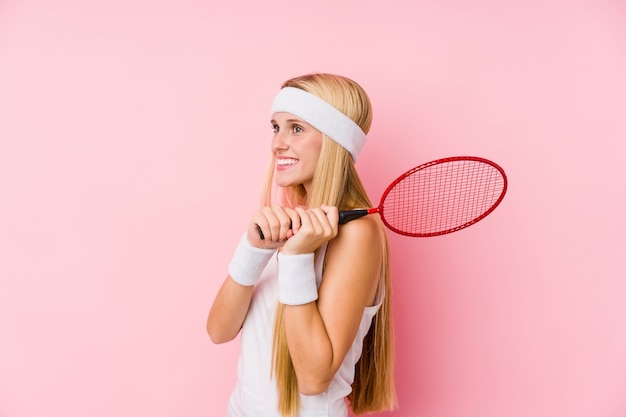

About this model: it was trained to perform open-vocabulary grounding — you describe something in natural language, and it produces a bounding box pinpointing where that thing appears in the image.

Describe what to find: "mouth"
[276,158,298,168]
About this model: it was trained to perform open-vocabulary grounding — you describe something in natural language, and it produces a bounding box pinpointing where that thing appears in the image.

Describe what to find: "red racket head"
[378,156,508,237]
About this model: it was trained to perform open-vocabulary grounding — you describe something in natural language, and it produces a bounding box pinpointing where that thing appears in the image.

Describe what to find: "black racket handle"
[257,209,370,240]
[338,209,369,224]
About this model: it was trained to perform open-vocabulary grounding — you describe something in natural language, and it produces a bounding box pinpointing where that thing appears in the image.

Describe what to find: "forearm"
[207,276,254,343]
[208,233,276,343]
[277,252,341,394]
[283,303,336,394]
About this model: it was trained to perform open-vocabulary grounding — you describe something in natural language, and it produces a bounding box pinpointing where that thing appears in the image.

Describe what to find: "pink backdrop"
[1,1,625,416]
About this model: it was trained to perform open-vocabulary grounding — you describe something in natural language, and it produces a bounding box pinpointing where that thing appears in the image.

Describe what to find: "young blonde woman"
[207,73,396,417]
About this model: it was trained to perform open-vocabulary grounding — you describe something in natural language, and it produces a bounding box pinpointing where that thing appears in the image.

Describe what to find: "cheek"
[310,135,323,158]
[311,143,322,159]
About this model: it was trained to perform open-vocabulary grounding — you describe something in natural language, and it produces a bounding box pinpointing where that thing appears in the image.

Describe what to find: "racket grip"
[338,209,369,224]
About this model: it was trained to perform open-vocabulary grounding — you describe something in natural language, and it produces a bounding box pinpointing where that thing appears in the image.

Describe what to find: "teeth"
[277,158,297,166]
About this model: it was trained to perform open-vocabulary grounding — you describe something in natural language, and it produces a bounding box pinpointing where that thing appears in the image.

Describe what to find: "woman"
[207,73,396,417]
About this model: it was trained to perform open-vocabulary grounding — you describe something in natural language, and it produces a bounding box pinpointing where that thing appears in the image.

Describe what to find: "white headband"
[270,87,367,161]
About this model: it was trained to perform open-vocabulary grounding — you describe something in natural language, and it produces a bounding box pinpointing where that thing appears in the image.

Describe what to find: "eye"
[271,124,279,133]
[293,125,303,134]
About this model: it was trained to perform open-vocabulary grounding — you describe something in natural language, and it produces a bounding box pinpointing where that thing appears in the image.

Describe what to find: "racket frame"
[340,156,508,237]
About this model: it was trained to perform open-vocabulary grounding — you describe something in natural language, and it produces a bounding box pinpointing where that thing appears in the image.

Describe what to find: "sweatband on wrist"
[277,252,318,305]
[270,87,367,162]
[228,233,276,286]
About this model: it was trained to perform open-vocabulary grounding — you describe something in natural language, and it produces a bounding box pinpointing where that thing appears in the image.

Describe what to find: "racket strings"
[382,160,505,236]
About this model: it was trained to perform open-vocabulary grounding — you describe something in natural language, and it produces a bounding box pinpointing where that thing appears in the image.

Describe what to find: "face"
[271,112,323,193]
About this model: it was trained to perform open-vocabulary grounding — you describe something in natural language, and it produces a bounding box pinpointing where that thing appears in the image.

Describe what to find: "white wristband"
[228,233,276,286]
[277,253,318,305]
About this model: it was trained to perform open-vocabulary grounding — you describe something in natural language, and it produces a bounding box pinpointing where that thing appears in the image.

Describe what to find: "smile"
[276,158,298,166]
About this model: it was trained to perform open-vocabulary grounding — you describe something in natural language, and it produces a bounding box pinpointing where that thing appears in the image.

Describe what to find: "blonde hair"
[262,73,397,416]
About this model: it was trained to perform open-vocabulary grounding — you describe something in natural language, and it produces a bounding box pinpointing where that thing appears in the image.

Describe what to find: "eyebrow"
[270,118,311,125]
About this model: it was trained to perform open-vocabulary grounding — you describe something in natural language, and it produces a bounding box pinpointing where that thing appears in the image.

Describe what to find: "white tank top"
[227,244,382,417]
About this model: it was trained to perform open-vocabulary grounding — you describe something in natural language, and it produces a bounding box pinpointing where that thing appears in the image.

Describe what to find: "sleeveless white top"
[227,244,382,417]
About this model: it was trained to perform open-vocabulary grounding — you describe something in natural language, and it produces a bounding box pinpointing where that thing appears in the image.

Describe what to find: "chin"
[274,179,294,188]
[274,174,297,188]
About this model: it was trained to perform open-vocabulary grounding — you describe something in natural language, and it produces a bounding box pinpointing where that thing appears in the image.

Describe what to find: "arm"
[207,275,255,344]
[281,212,383,395]
[207,206,300,343]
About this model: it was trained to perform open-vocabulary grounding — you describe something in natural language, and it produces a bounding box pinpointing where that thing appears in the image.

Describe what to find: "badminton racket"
[259,156,507,238]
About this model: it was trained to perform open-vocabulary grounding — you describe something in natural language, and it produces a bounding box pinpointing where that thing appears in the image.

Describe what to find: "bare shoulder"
[321,214,384,308]
[329,213,384,255]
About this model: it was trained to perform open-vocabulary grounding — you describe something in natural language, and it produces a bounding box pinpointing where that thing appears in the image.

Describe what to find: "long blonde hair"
[262,73,397,416]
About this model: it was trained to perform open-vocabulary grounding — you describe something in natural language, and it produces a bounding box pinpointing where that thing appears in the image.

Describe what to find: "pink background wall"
[1,0,625,416]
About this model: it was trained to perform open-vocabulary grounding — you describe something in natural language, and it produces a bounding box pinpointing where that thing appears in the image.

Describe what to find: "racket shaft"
[338,208,378,224]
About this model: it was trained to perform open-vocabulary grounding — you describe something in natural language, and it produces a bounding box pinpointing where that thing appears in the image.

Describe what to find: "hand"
[281,205,339,255]
[247,205,302,249]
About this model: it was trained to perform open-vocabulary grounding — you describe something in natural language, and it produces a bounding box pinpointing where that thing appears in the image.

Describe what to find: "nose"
[272,129,288,153]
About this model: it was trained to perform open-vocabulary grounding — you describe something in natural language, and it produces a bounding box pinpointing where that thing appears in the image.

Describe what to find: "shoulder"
[326,214,385,265]
[320,214,385,307]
